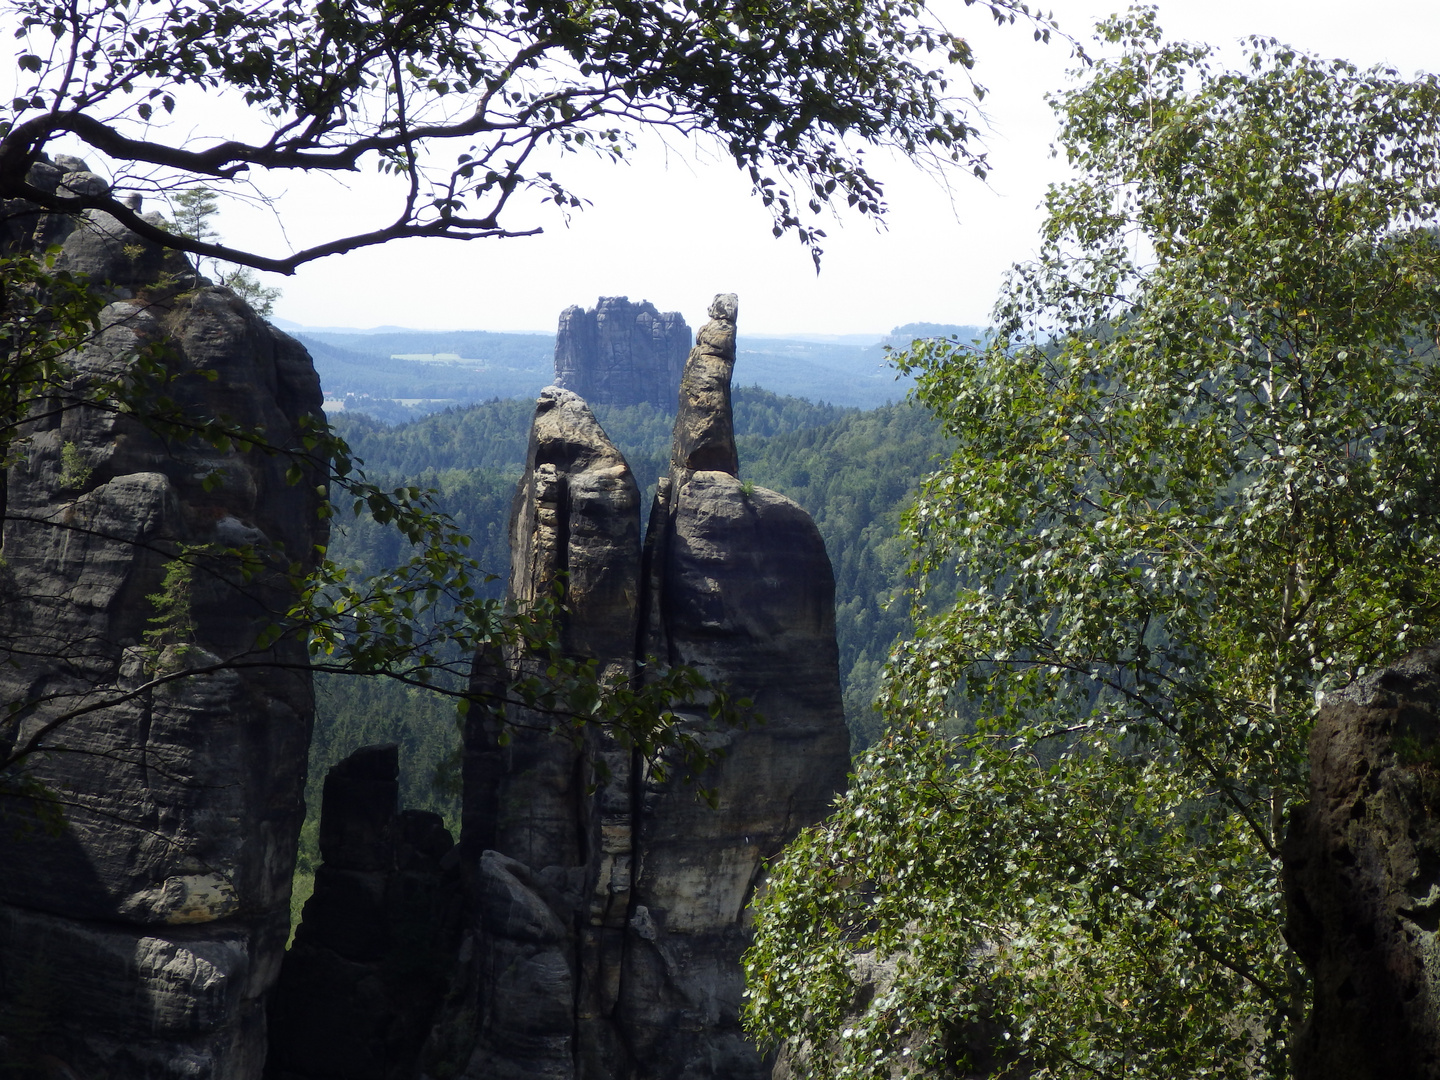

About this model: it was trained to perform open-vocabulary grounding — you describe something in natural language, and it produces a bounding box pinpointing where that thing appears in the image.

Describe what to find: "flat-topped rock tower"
[553,296,691,409]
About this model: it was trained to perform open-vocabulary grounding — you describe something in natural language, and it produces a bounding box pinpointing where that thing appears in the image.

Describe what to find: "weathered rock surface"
[626,293,850,1078]
[0,161,326,1078]
[1284,643,1440,1080]
[553,297,691,409]
[425,294,849,1080]
[267,745,461,1080]
[425,386,644,1080]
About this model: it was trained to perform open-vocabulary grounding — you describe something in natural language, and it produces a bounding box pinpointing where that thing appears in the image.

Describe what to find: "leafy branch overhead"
[1,0,1059,272]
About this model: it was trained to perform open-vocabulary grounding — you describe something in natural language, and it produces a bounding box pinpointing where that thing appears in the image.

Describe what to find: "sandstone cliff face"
[553,297,691,409]
[433,385,644,1080]
[625,293,850,1077]
[424,294,849,1080]
[1284,643,1440,1080]
[0,163,326,1078]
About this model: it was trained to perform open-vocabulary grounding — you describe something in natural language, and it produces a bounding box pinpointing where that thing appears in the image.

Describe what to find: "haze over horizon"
[35,0,1437,338]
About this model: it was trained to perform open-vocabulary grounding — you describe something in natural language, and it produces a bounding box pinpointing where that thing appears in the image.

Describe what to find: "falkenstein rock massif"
[552,297,691,409]
[0,169,849,1080]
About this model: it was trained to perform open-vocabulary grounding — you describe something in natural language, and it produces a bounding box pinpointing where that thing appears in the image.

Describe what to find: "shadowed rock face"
[1284,643,1440,1080]
[553,297,691,410]
[625,293,849,1078]
[0,161,326,1079]
[427,295,849,1080]
[424,386,644,1080]
[267,745,461,1080]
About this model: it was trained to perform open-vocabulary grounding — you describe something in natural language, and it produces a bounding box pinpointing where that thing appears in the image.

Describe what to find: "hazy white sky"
[81,1,1440,335]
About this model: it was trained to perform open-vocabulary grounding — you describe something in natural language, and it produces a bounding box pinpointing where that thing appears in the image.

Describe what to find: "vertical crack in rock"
[1284,643,1440,1080]
[426,295,849,1080]
[0,160,327,1078]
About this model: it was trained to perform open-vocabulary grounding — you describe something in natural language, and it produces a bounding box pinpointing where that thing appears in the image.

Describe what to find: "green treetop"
[745,11,1440,1079]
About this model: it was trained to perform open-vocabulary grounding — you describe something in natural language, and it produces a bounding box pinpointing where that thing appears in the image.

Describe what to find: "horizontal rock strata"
[0,160,326,1079]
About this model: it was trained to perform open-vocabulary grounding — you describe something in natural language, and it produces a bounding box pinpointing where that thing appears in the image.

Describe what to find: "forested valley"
[293,385,950,919]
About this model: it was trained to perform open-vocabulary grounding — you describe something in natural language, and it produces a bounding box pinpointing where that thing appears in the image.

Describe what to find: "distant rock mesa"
[553,296,691,409]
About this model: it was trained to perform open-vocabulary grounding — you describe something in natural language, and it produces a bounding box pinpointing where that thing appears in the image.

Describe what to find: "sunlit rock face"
[1285,643,1440,1080]
[553,296,692,409]
[624,293,850,1078]
[426,294,849,1080]
[0,161,326,1079]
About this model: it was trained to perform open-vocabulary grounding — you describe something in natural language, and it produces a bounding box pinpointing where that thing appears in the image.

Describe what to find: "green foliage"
[170,187,220,246]
[57,440,90,489]
[747,13,1440,1079]
[0,251,106,472]
[142,555,196,651]
[168,186,284,315]
[3,0,1056,273]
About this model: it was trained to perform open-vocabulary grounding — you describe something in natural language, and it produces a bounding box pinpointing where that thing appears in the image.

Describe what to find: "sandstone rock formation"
[428,384,645,1080]
[625,292,850,1076]
[1284,643,1440,1080]
[0,161,326,1078]
[553,297,691,409]
[267,745,460,1080]
[424,294,849,1080]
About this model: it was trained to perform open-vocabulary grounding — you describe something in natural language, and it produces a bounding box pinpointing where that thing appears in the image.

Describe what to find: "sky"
[43,0,1440,336]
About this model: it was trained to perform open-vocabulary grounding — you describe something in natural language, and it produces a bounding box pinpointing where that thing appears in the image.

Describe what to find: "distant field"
[295,322,983,419]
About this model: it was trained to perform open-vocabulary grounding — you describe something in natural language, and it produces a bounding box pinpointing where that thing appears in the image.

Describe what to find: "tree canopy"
[1,0,1055,272]
[745,11,1440,1078]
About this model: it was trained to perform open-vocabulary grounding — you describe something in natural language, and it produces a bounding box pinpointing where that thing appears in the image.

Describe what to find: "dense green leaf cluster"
[747,13,1440,1078]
